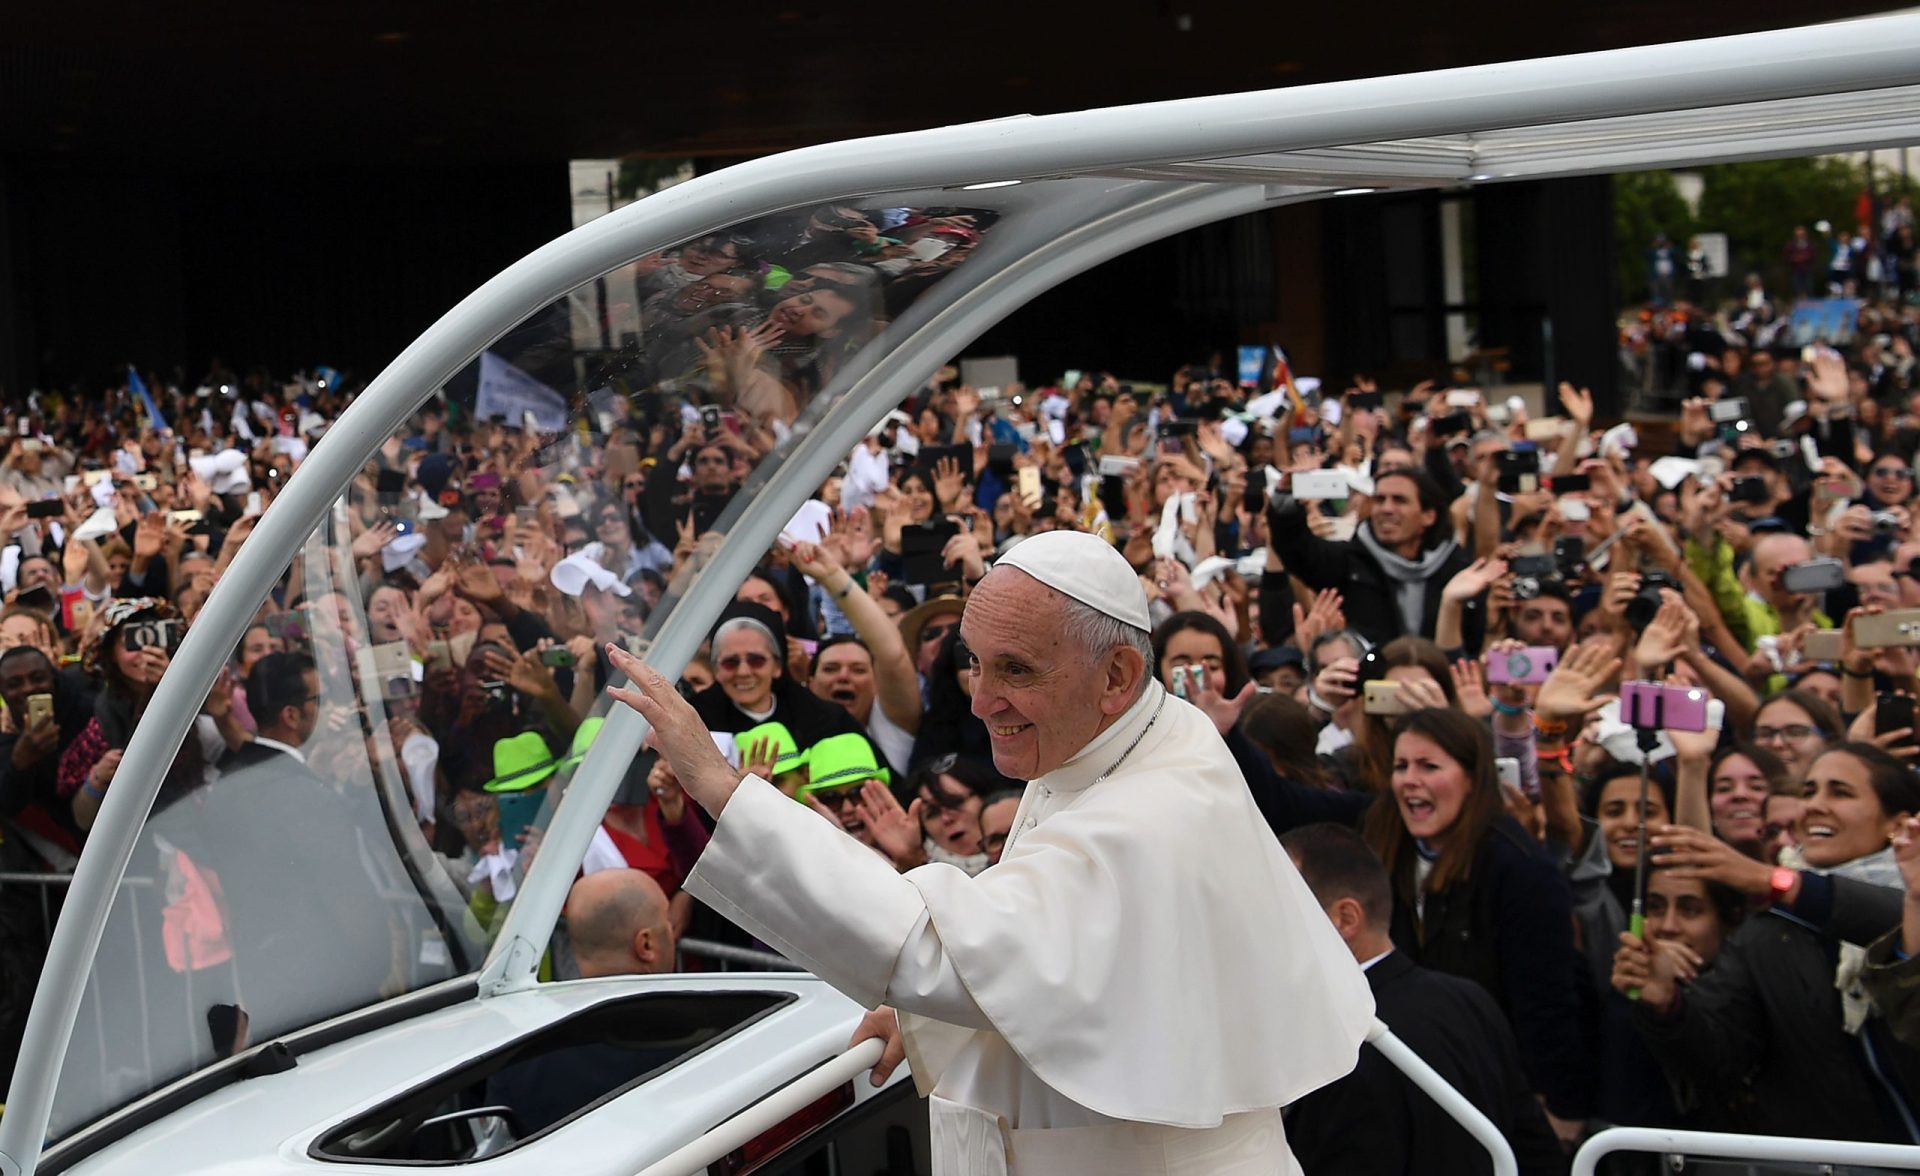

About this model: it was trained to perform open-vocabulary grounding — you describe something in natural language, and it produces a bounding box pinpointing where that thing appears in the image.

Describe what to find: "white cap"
[381,532,427,572]
[550,544,632,599]
[994,530,1151,632]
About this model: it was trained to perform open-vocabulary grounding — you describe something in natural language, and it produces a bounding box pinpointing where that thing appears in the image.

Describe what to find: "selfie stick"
[1626,688,1664,1002]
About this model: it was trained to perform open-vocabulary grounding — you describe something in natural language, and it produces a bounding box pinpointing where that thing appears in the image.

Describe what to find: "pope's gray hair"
[714,616,780,661]
[1057,595,1154,677]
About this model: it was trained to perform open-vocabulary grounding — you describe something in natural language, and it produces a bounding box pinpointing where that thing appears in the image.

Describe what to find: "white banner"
[476,352,569,432]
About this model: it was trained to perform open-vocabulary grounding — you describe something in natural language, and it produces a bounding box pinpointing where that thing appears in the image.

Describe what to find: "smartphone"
[899,518,962,585]
[1097,455,1141,478]
[425,640,453,672]
[1708,397,1750,424]
[1524,418,1567,443]
[1288,426,1318,445]
[1877,694,1916,745]
[1780,558,1846,594]
[1729,475,1771,505]
[1496,450,1540,495]
[1618,681,1710,732]
[1291,470,1349,500]
[26,693,53,727]
[699,404,723,434]
[1496,756,1534,800]
[515,504,537,527]
[375,468,406,498]
[917,443,974,478]
[168,509,203,525]
[1553,536,1586,578]
[132,473,157,491]
[1558,497,1592,523]
[1550,473,1591,494]
[25,499,63,520]
[1446,390,1481,408]
[1171,664,1208,700]
[1803,629,1844,662]
[493,789,546,850]
[1487,646,1560,685]
[541,647,576,669]
[1349,391,1383,411]
[1509,554,1556,580]
[15,419,28,436]
[1017,466,1043,511]
[1854,609,1920,649]
[1362,680,1403,716]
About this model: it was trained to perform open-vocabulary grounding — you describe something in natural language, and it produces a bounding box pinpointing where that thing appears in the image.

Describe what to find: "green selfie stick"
[1627,910,1646,1002]
[1626,690,1662,1003]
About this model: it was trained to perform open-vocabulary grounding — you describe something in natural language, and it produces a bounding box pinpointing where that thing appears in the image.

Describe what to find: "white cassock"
[686,679,1373,1175]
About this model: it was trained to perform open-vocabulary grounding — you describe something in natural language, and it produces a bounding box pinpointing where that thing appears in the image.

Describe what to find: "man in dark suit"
[184,652,399,1049]
[1281,824,1566,1176]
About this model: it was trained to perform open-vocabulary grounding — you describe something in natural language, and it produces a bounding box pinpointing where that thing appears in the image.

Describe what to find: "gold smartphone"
[1853,610,1920,649]
[26,693,53,726]
[1802,629,1844,662]
[1362,680,1403,716]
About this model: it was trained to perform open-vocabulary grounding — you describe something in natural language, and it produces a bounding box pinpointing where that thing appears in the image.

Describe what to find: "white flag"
[476,352,569,433]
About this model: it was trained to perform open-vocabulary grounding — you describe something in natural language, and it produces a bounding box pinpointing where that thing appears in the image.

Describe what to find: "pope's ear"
[1101,643,1148,714]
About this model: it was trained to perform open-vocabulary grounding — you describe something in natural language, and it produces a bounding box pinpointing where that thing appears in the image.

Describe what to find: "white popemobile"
[8,14,1920,1176]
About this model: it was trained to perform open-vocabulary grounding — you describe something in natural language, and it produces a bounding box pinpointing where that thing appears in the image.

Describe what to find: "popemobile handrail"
[1574,1126,1920,1175]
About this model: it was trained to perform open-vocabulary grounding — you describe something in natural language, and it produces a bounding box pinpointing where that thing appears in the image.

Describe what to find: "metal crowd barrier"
[675,937,803,972]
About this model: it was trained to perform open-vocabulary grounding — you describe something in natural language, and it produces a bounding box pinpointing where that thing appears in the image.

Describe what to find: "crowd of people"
[7,190,1920,1168]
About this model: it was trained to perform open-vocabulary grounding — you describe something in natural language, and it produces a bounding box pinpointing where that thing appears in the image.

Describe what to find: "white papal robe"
[685,679,1372,1175]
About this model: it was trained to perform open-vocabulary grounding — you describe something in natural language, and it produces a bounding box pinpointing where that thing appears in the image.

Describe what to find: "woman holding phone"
[1623,742,1920,1141]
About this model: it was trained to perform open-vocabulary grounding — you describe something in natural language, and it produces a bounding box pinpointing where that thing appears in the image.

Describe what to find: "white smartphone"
[1291,470,1349,500]
[1446,390,1481,408]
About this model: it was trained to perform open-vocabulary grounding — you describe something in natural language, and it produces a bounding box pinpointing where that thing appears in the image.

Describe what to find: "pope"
[607,529,1372,1175]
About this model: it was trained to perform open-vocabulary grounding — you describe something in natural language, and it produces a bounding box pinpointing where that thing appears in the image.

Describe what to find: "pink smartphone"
[1487,646,1559,685]
[1618,681,1709,733]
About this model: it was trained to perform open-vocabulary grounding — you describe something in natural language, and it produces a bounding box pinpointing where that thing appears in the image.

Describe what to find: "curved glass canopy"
[7,10,1920,1173]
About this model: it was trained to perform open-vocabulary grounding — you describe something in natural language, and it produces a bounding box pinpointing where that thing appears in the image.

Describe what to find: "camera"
[123,619,179,654]
[1624,570,1681,630]
[1873,510,1904,536]
[1508,554,1557,601]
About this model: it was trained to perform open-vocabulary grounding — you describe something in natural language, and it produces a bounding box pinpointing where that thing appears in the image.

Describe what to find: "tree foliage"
[1611,171,1695,303]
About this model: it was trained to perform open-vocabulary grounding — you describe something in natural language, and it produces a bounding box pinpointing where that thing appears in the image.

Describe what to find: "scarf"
[1785,844,1904,1034]
[1353,523,1459,638]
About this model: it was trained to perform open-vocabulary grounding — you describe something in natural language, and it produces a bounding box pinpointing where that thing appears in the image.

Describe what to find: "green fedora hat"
[482,731,562,793]
[737,721,807,776]
[799,732,889,795]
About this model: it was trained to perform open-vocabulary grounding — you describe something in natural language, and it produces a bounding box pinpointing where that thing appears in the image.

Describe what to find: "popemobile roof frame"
[9,12,1920,1174]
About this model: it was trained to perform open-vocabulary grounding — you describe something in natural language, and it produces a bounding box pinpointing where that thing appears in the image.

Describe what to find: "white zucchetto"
[994,530,1151,632]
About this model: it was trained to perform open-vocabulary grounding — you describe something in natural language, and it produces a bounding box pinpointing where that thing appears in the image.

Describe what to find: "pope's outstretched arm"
[605,645,991,1036]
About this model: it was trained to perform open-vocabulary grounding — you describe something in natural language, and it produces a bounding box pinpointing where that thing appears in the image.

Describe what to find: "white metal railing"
[1574,1126,1920,1174]
[631,1038,884,1176]
[1366,1018,1519,1176]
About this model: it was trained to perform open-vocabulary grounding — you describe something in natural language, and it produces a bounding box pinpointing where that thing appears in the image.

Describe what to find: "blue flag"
[127,365,166,432]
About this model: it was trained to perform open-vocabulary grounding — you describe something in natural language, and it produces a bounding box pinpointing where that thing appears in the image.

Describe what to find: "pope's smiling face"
[962,571,1114,782]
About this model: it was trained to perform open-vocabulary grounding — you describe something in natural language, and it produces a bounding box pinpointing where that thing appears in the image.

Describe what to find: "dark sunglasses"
[921,622,959,645]
[717,652,772,672]
[809,786,861,808]
[1872,466,1914,479]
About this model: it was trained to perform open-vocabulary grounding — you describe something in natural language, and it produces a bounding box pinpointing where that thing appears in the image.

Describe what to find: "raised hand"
[1634,596,1692,671]
[1535,639,1621,722]
[606,645,743,815]
[932,456,969,512]
[851,780,926,869]
[1441,557,1509,603]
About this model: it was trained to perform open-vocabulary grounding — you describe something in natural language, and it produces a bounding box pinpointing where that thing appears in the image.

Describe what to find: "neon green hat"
[738,721,807,776]
[483,731,561,793]
[563,716,605,768]
[799,732,889,794]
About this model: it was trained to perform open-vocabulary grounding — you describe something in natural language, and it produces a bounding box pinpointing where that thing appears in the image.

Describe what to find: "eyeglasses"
[694,455,731,466]
[809,786,862,808]
[1754,723,1821,744]
[717,652,773,672]
[920,622,958,645]
[1873,467,1914,479]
